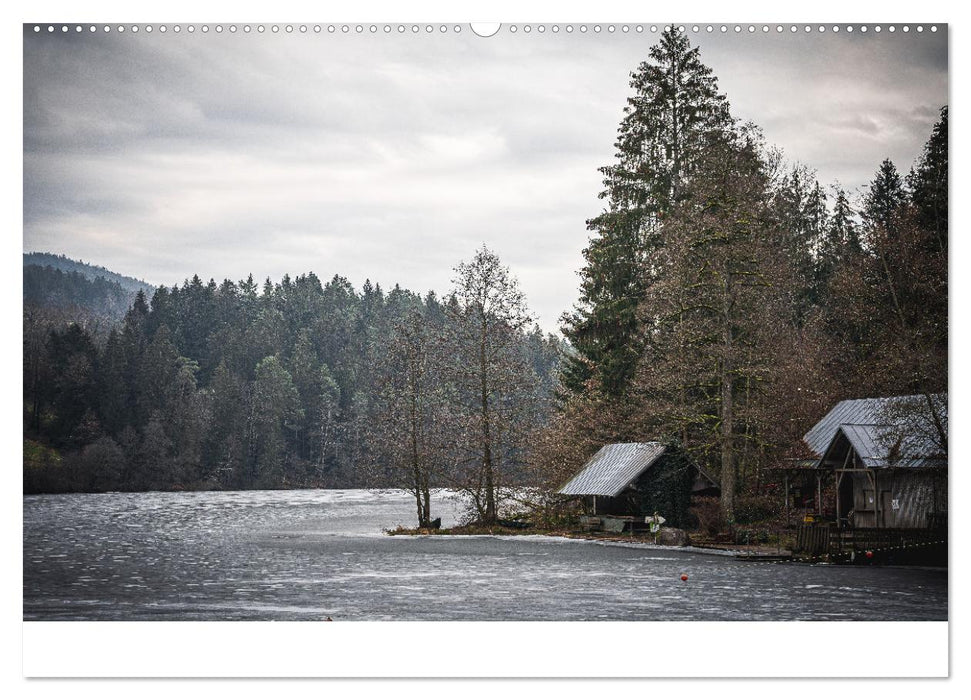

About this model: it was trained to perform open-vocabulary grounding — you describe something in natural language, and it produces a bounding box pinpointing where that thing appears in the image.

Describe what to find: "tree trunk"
[480,318,496,524]
[720,273,735,523]
[411,382,426,527]
[421,469,431,529]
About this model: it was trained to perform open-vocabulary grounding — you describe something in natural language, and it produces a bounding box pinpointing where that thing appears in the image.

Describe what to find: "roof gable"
[808,395,947,469]
[803,394,947,463]
[558,442,667,497]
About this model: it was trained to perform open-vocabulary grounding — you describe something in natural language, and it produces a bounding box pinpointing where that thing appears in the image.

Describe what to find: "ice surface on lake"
[23,489,947,621]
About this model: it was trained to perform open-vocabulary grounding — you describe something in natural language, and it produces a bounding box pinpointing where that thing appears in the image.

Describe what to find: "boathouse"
[788,395,947,560]
[801,395,947,529]
[557,442,719,529]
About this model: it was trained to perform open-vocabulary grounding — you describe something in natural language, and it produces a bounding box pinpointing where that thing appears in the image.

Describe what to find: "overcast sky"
[23,24,948,332]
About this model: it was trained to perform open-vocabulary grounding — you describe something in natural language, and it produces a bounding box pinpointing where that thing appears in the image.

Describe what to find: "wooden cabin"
[557,442,719,529]
[797,395,947,531]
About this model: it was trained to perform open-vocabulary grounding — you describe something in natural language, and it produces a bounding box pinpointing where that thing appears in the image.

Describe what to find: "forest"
[540,30,947,525]
[23,30,947,530]
[24,250,563,522]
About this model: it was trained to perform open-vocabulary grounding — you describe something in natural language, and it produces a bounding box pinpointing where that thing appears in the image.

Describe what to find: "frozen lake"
[23,489,947,621]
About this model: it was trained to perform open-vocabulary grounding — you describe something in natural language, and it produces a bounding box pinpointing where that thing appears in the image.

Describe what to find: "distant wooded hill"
[23,253,156,327]
[24,253,155,295]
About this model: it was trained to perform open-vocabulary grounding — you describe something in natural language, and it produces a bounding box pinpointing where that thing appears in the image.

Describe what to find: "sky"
[23,23,948,332]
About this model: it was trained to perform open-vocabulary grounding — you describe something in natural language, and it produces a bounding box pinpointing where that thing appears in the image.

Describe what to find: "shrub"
[689,497,724,536]
[734,493,781,525]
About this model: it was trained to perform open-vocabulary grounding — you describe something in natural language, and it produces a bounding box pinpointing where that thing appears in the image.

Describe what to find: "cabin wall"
[849,470,947,529]
[584,495,629,516]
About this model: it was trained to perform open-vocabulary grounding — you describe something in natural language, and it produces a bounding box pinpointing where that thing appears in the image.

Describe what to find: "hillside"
[24,252,155,296]
[23,253,155,326]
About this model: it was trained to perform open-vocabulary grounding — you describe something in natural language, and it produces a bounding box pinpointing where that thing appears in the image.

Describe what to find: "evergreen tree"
[96,329,129,436]
[561,28,732,400]
[47,323,100,447]
[204,361,248,487]
[249,355,303,486]
[907,106,948,252]
[815,185,862,308]
[287,327,340,474]
[769,167,825,316]
[862,158,905,233]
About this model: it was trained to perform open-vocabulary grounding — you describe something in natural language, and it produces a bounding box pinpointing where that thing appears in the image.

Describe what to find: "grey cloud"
[23,26,947,331]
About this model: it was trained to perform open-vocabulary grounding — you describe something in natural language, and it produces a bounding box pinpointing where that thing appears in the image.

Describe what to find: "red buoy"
[680,574,688,582]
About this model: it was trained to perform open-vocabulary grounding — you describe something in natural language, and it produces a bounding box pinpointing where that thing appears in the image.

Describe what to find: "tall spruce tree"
[769,167,827,317]
[862,158,905,233]
[249,355,304,487]
[561,28,732,400]
[815,185,861,304]
[907,106,948,253]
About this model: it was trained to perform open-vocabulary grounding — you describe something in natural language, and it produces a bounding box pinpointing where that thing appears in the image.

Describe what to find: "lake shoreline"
[383,525,949,569]
[385,524,798,559]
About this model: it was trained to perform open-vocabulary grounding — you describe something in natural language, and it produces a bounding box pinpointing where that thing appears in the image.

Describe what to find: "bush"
[73,437,127,491]
[734,528,771,545]
[734,493,781,525]
[689,497,725,536]
[23,439,72,493]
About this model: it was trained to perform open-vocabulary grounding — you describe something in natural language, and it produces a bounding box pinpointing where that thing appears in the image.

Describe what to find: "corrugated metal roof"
[558,442,667,497]
[837,424,945,469]
[804,397,890,456]
[805,395,947,469]
[839,424,885,467]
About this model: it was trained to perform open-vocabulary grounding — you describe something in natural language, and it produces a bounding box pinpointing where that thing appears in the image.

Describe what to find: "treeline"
[24,249,563,510]
[535,29,947,524]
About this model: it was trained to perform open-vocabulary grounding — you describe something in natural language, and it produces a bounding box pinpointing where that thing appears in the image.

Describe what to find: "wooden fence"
[794,524,946,559]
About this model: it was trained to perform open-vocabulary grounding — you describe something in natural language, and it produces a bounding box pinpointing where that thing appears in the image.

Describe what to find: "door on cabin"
[880,490,895,528]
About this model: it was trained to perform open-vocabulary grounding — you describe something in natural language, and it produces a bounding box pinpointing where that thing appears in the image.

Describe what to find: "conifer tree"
[907,106,948,252]
[562,28,732,400]
[769,167,825,317]
[249,355,304,486]
[205,361,248,487]
[862,158,905,233]
[815,185,861,306]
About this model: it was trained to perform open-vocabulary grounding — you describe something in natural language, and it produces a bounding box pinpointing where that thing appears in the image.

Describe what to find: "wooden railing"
[830,527,946,556]
[794,524,946,558]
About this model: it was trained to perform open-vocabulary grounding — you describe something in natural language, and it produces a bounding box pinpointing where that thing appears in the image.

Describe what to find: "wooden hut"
[789,395,947,559]
[557,442,719,529]
[807,396,947,529]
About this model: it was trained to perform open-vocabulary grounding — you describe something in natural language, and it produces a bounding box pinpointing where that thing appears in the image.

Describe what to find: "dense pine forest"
[24,30,946,531]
